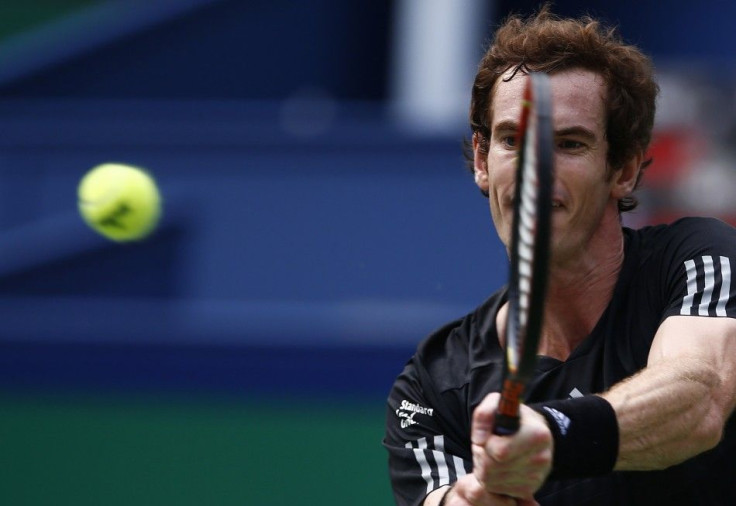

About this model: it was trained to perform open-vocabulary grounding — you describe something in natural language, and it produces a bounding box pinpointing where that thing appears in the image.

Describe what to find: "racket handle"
[493,379,525,435]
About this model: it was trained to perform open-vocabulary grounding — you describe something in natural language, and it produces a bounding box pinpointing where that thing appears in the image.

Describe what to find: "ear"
[610,152,643,200]
[473,132,490,192]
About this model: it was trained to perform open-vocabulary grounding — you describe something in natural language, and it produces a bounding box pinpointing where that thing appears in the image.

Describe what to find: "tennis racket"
[493,71,555,436]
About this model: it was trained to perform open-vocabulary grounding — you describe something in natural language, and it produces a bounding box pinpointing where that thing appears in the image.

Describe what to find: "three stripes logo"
[405,436,468,494]
[680,256,733,317]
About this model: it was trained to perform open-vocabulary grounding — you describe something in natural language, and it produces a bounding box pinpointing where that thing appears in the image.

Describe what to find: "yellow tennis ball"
[78,163,162,242]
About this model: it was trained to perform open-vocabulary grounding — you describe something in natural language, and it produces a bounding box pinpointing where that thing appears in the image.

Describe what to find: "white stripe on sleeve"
[698,256,715,316]
[453,455,468,477]
[717,256,732,316]
[432,435,450,487]
[406,435,470,492]
[681,259,698,316]
[406,438,434,494]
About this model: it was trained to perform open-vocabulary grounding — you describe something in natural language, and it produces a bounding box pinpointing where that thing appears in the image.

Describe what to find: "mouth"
[503,198,563,210]
[501,191,564,210]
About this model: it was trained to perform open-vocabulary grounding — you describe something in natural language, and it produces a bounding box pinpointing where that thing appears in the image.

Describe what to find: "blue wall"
[0,97,505,396]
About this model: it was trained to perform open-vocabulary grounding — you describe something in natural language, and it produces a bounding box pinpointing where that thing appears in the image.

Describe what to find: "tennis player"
[384,6,736,506]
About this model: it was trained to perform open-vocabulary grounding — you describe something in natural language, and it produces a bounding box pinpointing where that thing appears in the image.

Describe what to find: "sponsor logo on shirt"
[396,399,434,429]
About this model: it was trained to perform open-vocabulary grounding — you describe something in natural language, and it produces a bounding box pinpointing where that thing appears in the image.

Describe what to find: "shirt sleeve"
[661,217,736,320]
[383,356,472,506]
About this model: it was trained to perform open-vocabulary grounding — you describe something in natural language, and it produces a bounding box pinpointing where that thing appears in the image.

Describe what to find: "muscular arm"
[421,316,736,504]
[603,315,736,470]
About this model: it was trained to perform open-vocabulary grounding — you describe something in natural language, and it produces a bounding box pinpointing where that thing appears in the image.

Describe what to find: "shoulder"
[411,289,505,393]
[631,216,736,245]
[622,217,736,320]
[627,217,736,262]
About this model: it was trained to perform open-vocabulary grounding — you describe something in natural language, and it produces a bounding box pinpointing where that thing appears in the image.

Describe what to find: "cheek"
[487,151,516,195]
[487,187,511,247]
[559,154,610,199]
[565,173,612,229]
[488,199,504,231]
[486,151,518,245]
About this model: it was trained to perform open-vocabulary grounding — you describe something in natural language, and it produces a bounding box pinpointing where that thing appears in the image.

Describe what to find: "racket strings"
[509,103,541,371]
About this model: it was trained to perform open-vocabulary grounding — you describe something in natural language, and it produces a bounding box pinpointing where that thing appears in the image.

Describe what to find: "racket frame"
[493,71,555,436]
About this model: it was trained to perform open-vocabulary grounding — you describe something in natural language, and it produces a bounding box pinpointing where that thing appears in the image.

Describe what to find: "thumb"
[471,392,501,445]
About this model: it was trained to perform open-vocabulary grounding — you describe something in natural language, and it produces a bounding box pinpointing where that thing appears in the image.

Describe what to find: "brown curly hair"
[468,5,659,212]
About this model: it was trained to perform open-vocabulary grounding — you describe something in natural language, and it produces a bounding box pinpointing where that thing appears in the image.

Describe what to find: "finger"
[472,392,501,445]
[479,442,551,497]
[486,408,552,464]
[477,439,552,496]
[486,428,550,464]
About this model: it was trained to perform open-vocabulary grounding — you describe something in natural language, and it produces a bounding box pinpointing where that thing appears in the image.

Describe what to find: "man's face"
[475,68,621,263]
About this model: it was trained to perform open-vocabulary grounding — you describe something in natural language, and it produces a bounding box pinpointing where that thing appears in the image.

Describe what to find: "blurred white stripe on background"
[390,0,491,135]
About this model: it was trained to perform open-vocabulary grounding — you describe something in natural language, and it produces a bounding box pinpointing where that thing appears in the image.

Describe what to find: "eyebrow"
[492,121,599,143]
[492,120,518,136]
[555,126,597,143]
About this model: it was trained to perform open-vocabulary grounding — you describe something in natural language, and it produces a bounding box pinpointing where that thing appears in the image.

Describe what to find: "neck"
[539,219,626,360]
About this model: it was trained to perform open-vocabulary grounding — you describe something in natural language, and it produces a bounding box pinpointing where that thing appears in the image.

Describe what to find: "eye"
[557,139,585,151]
[501,134,518,149]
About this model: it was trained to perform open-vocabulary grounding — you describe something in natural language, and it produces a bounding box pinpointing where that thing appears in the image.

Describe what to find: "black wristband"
[530,395,619,480]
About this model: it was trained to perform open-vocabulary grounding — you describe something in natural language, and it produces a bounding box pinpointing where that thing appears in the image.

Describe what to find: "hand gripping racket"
[493,71,555,436]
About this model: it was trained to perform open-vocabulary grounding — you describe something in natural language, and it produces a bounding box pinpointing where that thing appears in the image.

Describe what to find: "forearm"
[602,356,726,471]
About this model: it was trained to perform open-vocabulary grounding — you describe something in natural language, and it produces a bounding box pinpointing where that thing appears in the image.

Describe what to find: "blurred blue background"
[2,1,736,504]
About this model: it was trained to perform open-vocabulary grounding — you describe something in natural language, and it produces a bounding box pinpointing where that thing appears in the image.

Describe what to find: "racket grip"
[493,379,525,436]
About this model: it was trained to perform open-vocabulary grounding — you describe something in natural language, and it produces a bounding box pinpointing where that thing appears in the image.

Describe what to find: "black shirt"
[385,217,736,505]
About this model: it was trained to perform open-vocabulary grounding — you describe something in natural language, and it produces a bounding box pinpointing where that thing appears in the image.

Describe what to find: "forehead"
[491,68,607,132]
